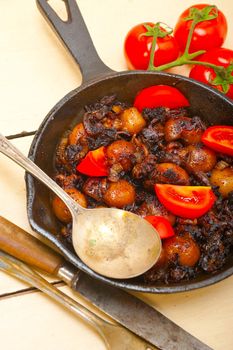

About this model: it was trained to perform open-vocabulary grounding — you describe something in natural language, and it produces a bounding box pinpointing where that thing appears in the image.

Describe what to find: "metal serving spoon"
[0,250,157,350]
[0,134,161,279]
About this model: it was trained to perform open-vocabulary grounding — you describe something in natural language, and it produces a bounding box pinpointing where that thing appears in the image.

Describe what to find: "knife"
[0,216,212,350]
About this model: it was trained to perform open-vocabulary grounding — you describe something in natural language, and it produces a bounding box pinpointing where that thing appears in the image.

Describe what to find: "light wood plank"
[138,276,233,350]
[0,285,105,350]
[0,1,233,349]
[0,136,58,294]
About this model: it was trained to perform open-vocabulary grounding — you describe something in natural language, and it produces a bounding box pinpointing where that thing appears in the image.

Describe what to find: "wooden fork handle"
[0,216,64,275]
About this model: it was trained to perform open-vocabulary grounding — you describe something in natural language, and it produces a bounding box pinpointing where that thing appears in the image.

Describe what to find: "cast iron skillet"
[27,0,233,293]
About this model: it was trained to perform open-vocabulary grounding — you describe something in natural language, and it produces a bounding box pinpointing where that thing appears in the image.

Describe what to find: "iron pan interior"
[26,70,233,293]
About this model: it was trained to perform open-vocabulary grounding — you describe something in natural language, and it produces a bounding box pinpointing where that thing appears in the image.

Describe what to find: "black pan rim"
[26,69,233,293]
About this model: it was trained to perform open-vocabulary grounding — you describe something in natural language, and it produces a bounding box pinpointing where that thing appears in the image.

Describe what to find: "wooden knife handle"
[0,216,65,275]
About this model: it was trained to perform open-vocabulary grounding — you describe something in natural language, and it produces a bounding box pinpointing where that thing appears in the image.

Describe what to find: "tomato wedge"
[155,184,216,219]
[201,125,233,156]
[144,216,175,239]
[134,85,190,112]
[76,146,108,176]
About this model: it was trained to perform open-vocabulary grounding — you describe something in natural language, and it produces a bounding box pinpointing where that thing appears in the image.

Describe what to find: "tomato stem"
[146,5,229,94]
[153,56,225,74]
[148,33,158,70]
[154,52,205,71]
[185,60,224,72]
[144,22,173,70]
[183,19,197,56]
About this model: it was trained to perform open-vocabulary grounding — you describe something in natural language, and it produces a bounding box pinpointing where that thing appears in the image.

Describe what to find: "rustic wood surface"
[0,1,233,349]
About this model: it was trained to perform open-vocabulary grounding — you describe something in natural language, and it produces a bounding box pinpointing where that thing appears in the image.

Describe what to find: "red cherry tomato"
[144,216,175,239]
[174,4,227,53]
[77,146,108,176]
[134,85,190,112]
[155,184,216,219]
[201,125,233,156]
[189,48,233,98]
[124,23,180,70]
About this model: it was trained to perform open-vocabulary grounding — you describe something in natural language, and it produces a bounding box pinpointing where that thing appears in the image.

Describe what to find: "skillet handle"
[36,0,115,82]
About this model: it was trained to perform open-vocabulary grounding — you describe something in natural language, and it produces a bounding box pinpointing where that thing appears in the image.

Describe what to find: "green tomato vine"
[146,5,233,94]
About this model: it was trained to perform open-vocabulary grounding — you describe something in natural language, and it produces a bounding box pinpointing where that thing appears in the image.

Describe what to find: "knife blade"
[0,216,212,350]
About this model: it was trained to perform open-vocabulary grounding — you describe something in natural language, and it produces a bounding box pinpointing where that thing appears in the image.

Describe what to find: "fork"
[0,250,157,350]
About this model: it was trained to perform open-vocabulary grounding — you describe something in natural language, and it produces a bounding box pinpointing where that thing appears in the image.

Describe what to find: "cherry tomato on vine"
[124,23,180,70]
[144,216,175,239]
[155,184,216,219]
[174,4,227,53]
[134,85,190,112]
[77,146,108,176]
[202,125,233,156]
[189,48,233,99]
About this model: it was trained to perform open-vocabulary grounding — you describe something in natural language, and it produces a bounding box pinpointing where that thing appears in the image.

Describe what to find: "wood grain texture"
[0,216,64,275]
[0,1,233,349]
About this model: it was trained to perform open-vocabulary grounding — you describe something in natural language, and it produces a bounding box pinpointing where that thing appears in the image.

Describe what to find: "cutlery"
[0,250,157,350]
[0,216,212,350]
[0,133,161,279]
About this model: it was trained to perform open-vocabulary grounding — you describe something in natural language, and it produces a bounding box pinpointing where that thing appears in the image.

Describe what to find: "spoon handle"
[0,250,110,347]
[0,134,80,216]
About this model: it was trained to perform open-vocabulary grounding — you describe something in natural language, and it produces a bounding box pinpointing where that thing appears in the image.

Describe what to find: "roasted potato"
[103,180,136,208]
[52,188,87,223]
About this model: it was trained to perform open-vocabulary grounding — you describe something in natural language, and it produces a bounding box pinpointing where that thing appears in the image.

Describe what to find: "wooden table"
[0,1,233,349]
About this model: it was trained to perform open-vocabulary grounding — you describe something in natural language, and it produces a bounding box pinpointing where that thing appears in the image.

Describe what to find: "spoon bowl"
[73,207,161,278]
[0,134,161,279]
